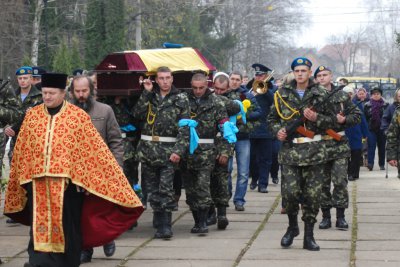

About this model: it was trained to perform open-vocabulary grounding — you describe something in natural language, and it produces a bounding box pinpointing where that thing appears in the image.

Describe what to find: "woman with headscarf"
[363,87,389,171]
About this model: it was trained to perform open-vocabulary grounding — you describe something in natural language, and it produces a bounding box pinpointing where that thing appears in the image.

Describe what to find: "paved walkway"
[1,164,400,267]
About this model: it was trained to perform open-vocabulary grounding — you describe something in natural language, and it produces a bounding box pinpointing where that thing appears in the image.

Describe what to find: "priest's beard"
[72,95,93,113]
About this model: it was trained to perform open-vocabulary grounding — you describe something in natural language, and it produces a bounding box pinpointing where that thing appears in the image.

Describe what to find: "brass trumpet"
[251,70,274,95]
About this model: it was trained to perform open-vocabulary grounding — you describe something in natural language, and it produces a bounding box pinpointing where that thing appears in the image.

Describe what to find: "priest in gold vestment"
[3,73,144,267]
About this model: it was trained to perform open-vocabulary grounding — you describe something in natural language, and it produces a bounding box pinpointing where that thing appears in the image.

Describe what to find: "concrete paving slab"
[124,259,234,267]
[357,215,400,223]
[357,223,400,240]
[356,240,400,251]
[356,251,400,261]
[238,259,349,267]
[1,258,29,267]
[131,245,243,260]
[242,247,350,260]
[356,260,400,267]
[0,236,29,258]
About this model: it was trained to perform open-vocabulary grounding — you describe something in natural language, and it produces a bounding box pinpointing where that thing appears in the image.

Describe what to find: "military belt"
[216,132,222,137]
[198,139,214,144]
[141,134,177,142]
[292,131,345,144]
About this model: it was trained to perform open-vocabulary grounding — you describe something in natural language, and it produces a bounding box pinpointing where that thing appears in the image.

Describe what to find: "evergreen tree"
[85,0,106,69]
[52,41,72,74]
[104,0,125,53]
[70,38,84,71]
[85,0,126,69]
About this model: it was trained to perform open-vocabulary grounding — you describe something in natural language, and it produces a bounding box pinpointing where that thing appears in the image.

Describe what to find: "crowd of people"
[1,57,400,266]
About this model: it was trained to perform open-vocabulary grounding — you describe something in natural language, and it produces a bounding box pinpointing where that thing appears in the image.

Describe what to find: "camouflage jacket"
[12,85,42,132]
[110,101,140,161]
[323,85,361,159]
[183,89,229,168]
[133,86,190,165]
[267,80,337,166]
[225,86,262,140]
[0,85,23,128]
[386,108,400,161]
[215,94,241,157]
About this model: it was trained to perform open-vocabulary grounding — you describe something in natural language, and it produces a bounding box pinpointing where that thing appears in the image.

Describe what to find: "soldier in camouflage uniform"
[110,96,140,187]
[386,108,400,172]
[267,57,337,251]
[0,80,23,179]
[180,73,230,234]
[4,66,42,164]
[133,66,190,239]
[0,79,23,265]
[207,74,240,230]
[226,71,262,211]
[314,66,361,231]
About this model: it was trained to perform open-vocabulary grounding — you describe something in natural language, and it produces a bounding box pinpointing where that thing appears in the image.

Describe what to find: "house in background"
[317,38,374,77]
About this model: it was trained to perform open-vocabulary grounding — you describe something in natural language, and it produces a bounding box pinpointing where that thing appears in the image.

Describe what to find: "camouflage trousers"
[181,159,214,211]
[210,161,230,207]
[320,158,349,209]
[141,162,176,212]
[0,134,8,179]
[282,164,324,224]
[123,158,139,186]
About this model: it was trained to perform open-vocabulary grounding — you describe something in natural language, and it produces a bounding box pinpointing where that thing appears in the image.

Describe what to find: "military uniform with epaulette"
[181,89,229,234]
[133,85,190,238]
[0,83,23,179]
[318,82,361,231]
[267,57,337,251]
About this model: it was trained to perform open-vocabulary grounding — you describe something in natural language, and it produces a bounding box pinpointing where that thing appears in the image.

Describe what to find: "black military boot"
[153,212,171,229]
[154,212,173,239]
[190,210,200,233]
[303,223,320,251]
[152,212,158,229]
[281,214,300,248]
[319,208,332,229]
[206,205,217,226]
[217,206,229,230]
[197,208,209,235]
[336,208,349,230]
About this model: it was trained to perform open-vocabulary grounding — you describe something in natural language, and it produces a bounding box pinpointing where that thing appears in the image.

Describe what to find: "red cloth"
[81,194,144,249]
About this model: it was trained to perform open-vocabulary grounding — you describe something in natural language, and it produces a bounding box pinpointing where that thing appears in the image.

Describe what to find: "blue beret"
[32,66,47,77]
[251,63,272,75]
[72,68,84,76]
[290,57,312,70]
[15,66,33,76]
[314,65,331,78]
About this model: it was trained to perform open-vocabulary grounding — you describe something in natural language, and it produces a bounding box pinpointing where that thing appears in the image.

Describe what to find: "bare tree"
[363,0,400,77]
[0,1,32,78]
[213,0,307,74]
